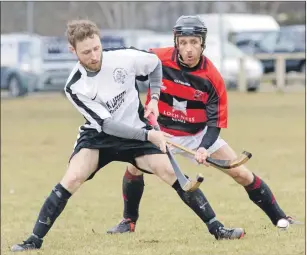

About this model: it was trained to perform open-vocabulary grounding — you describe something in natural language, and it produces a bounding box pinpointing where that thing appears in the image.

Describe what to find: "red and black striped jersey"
[146,47,228,136]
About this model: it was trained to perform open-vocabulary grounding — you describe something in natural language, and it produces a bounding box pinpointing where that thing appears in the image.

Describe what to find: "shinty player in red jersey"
[107,15,299,238]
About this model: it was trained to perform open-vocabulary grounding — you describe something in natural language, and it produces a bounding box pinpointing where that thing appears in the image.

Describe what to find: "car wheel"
[247,87,258,92]
[300,62,305,73]
[247,80,260,92]
[8,75,27,97]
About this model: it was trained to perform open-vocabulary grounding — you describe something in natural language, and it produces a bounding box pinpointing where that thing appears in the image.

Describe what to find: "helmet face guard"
[173,26,207,37]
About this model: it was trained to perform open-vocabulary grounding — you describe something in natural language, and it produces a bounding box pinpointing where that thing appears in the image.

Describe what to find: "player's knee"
[64,174,84,192]
[228,166,253,183]
[61,169,88,193]
[227,167,240,179]
[154,163,177,185]
[127,164,143,176]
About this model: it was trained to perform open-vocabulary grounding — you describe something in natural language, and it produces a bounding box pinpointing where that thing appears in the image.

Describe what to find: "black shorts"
[69,128,164,180]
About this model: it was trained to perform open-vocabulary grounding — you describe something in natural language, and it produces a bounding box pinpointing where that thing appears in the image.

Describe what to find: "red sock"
[122,169,144,222]
[244,173,286,225]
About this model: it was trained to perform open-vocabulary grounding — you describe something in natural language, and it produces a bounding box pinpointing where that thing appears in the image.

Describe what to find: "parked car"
[1,33,77,96]
[235,25,306,73]
[1,34,41,96]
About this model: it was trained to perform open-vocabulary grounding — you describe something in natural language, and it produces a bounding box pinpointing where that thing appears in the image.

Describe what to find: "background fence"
[238,53,306,92]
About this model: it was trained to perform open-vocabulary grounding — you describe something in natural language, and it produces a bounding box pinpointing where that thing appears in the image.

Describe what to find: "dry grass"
[1,91,305,255]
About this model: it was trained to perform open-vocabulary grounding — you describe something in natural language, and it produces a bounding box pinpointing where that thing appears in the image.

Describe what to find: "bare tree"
[1,1,305,35]
[97,2,118,28]
[268,2,281,17]
[229,2,248,13]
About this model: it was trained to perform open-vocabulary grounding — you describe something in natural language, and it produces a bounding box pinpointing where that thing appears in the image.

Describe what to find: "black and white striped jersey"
[64,48,159,133]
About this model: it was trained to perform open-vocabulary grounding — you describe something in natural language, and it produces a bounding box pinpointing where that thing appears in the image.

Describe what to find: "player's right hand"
[195,147,210,167]
[148,130,167,153]
[144,99,159,119]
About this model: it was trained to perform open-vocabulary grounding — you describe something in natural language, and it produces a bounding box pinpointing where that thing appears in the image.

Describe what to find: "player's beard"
[79,52,103,72]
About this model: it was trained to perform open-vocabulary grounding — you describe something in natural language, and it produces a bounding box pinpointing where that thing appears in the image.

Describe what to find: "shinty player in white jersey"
[11,19,245,252]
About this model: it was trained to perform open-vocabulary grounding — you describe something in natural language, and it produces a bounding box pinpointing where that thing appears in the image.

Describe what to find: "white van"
[196,13,280,43]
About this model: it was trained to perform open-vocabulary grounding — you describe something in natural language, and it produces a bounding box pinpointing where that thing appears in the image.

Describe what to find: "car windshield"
[18,41,32,62]
[282,28,306,49]
[18,40,43,63]
[257,29,305,52]
[257,32,278,52]
[232,31,275,44]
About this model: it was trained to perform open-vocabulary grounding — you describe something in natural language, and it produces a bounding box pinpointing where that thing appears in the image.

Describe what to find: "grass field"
[1,92,305,255]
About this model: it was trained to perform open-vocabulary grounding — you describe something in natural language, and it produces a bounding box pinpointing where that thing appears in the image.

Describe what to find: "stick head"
[182,173,204,192]
[206,151,252,169]
[229,151,252,168]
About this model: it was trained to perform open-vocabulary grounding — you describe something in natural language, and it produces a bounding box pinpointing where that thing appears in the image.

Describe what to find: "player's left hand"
[195,147,210,167]
[144,99,159,119]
